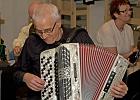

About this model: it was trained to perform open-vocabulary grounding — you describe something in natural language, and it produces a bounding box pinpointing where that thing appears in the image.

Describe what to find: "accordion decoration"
[40,43,129,100]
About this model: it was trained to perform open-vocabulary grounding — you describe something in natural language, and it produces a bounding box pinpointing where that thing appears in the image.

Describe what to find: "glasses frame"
[119,8,133,13]
[35,22,56,36]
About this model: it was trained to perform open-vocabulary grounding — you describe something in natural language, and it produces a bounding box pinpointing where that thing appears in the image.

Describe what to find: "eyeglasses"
[119,8,133,13]
[35,22,56,36]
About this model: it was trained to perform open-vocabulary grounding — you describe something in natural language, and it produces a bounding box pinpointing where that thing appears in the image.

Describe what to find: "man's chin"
[43,39,55,44]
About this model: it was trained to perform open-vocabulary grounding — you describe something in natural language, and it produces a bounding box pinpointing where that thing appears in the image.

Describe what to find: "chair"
[50,0,89,29]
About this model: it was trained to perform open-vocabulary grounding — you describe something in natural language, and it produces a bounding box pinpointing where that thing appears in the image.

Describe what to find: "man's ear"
[114,13,119,18]
[56,19,61,27]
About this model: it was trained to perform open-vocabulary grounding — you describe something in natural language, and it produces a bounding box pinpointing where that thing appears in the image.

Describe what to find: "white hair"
[32,3,61,23]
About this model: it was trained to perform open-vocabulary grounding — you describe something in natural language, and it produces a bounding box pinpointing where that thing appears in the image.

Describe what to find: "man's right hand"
[13,46,21,56]
[23,73,45,91]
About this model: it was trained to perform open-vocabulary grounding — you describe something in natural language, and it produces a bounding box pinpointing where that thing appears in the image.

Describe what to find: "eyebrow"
[36,22,56,30]
[35,22,56,34]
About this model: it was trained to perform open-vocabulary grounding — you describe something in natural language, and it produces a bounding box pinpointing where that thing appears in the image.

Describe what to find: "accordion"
[40,43,129,100]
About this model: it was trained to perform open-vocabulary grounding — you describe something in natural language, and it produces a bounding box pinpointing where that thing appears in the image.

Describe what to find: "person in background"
[95,0,136,59]
[14,3,128,100]
[13,1,42,56]
[95,0,135,99]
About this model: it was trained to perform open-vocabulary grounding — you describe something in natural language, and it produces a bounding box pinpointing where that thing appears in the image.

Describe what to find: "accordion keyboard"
[40,50,57,100]
[58,46,72,100]
[40,46,73,100]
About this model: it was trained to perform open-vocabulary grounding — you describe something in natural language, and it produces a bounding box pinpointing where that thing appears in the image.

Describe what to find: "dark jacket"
[14,27,94,99]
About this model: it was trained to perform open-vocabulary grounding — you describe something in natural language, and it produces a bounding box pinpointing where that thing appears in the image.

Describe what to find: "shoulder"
[97,21,114,39]
[99,20,114,34]
[62,27,89,40]
[63,27,88,35]
[75,28,91,39]
[68,27,93,44]
[125,24,133,31]
[103,20,114,28]
[69,27,89,39]
[22,34,46,54]
[25,34,42,45]
[95,20,116,46]
[62,27,93,44]
[101,20,115,30]
[75,27,88,34]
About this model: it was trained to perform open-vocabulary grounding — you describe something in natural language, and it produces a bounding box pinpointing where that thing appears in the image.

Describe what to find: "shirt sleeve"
[13,34,42,84]
[13,37,32,84]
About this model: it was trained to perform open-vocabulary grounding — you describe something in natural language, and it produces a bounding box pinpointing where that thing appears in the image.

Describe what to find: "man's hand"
[23,73,45,91]
[13,46,22,56]
[111,81,128,98]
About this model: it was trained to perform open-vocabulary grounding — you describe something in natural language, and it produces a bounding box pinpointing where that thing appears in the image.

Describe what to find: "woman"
[95,0,134,99]
[95,0,135,59]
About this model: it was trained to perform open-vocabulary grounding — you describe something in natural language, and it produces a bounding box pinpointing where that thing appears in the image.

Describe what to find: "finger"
[27,82,42,91]
[111,85,127,98]
[34,76,45,85]
[31,78,45,89]
[111,89,126,97]
[27,79,44,91]
[114,82,127,91]
[111,92,124,98]
[120,81,128,90]
[119,81,126,86]
[117,81,128,94]
[24,73,45,91]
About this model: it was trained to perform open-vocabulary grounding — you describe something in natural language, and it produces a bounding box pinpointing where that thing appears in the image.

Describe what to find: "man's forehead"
[35,18,54,29]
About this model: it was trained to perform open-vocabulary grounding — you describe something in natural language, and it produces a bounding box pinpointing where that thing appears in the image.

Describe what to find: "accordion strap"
[66,27,87,43]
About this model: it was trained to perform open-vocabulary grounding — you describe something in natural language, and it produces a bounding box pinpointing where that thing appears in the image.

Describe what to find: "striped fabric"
[40,43,129,100]
[80,44,117,100]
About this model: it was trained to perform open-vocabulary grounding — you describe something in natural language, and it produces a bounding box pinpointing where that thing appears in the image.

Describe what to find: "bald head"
[28,1,42,18]
[32,3,61,24]
[32,3,62,44]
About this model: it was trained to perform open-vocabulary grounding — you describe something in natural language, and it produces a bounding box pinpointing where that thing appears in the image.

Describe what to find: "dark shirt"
[0,44,6,61]
[14,27,93,99]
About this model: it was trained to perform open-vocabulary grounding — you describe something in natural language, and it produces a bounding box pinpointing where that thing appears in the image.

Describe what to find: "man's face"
[34,17,61,44]
[116,4,132,22]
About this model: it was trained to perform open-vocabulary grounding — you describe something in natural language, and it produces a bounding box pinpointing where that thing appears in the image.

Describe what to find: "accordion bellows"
[40,43,129,100]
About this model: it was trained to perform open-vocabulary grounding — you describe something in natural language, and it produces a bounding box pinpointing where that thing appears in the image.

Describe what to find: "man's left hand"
[111,81,128,98]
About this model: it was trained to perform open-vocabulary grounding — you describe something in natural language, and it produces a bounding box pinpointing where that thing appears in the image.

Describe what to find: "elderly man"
[14,3,128,100]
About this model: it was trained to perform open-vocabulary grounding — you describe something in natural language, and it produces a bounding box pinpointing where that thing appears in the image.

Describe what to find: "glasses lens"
[35,22,56,38]
[119,8,132,13]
